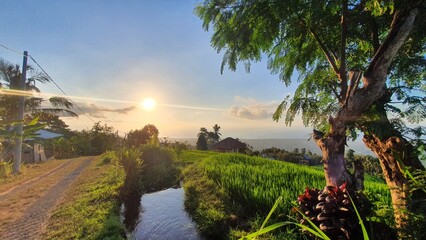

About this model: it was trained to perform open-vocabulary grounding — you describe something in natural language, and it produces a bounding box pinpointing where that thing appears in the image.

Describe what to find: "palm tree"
[212,124,221,143]
[0,58,76,164]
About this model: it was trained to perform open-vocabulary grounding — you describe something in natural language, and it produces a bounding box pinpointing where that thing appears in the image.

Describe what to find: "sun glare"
[140,98,156,111]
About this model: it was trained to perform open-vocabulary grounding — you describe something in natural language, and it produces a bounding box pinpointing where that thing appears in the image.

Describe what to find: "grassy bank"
[42,157,126,240]
[179,151,229,239]
[179,151,392,239]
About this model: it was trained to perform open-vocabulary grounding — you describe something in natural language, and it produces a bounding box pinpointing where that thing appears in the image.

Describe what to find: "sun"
[140,98,156,111]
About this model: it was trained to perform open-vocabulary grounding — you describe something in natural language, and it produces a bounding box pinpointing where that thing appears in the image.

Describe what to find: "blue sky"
[0,0,311,139]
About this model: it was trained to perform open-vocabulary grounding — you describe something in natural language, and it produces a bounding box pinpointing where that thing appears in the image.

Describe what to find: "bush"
[100,151,118,165]
[140,145,179,192]
[0,161,12,178]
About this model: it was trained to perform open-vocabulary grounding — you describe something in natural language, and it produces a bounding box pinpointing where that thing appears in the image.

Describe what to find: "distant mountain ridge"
[170,138,374,156]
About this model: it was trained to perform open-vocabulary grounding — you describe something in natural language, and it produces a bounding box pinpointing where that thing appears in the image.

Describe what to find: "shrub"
[100,151,118,165]
[140,145,179,192]
[0,161,12,178]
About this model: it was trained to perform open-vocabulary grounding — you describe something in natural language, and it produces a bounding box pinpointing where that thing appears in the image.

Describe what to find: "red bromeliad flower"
[295,184,368,240]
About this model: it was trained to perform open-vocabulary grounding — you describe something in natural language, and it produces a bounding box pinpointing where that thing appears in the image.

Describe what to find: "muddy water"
[128,187,203,240]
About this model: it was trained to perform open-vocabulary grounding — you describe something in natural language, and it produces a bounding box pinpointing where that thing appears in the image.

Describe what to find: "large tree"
[196,0,425,228]
[124,124,159,147]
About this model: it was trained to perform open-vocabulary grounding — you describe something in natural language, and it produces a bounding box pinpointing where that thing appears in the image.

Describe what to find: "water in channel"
[126,187,203,240]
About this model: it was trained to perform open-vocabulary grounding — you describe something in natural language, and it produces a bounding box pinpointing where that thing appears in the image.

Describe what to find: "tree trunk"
[313,121,354,189]
[361,105,425,229]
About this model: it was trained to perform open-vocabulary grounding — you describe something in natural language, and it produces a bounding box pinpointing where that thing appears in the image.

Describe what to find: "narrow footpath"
[0,157,93,240]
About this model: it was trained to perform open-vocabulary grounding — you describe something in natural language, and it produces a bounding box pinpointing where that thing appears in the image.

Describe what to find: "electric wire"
[28,55,96,123]
[0,42,96,123]
[0,43,23,56]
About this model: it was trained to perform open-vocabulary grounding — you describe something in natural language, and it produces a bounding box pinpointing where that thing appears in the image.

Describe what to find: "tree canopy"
[196,0,425,135]
[124,124,159,147]
[197,124,222,147]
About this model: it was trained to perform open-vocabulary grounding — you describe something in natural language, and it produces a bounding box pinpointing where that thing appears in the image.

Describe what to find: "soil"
[0,157,93,240]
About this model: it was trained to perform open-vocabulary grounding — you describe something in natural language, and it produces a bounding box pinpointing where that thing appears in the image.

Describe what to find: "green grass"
[180,151,229,239]
[42,157,126,240]
[179,151,392,239]
[203,154,326,216]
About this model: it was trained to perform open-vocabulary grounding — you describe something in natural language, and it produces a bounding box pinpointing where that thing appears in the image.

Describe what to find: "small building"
[299,154,313,165]
[210,137,246,153]
[22,129,63,163]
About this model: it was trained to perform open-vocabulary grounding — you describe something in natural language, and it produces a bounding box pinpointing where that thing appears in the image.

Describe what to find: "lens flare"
[140,98,156,111]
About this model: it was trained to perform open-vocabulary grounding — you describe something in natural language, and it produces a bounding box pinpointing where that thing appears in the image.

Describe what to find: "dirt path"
[0,157,94,240]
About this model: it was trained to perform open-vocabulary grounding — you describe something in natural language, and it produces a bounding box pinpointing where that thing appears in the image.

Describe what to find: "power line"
[28,55,96,123]
[0,42,96,124]
[0,43,23,56]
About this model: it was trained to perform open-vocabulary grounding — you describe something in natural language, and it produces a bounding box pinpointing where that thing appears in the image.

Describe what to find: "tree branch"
[329,83,340,100]
[339,0,349,102]
[365,8,418,83]
[298,17,340,78]
[337,6,420,126]
[369,17,380,54]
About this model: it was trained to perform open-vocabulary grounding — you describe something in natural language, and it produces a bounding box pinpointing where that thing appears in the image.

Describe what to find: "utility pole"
[13,51,28,174]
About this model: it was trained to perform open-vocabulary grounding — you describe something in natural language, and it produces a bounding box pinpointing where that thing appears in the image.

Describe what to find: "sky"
[0,0,313,139]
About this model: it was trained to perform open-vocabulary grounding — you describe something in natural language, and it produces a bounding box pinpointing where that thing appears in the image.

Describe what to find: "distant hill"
[170,138,374,156]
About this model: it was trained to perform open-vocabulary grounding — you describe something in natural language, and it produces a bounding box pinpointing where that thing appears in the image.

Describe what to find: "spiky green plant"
[116,147,143,198]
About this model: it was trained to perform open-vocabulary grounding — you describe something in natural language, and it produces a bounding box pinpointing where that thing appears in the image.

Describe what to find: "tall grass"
[179,151,392,238]
[203,154,326,216]
[203,153,391,222]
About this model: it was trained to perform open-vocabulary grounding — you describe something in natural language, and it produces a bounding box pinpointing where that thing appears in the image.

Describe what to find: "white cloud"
[74,103,137,118]
[227,96,277,120]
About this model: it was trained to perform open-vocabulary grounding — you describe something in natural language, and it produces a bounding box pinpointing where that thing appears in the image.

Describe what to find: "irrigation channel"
[122,187,204,240]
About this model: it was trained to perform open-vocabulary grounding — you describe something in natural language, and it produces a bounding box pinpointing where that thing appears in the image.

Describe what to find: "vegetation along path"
[0,157,93,240]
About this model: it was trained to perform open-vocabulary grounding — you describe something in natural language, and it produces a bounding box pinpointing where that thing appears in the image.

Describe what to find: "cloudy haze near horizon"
[1,1,312,139]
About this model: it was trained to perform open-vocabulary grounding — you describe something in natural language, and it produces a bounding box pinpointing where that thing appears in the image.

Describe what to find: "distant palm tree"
[212,124,221,143]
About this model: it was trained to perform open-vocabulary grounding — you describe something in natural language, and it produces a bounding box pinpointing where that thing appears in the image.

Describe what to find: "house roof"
[26,129,63,140]
[211,137,246,150]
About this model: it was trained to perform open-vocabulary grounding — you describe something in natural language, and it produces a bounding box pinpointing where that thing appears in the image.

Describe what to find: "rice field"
[201,153,391,217]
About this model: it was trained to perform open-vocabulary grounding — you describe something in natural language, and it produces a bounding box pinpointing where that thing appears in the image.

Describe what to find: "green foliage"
[0,161,12,178]
[50,122,121,159]
[100,151,118,165]
[203,154,326,216]
[179,151,392,239]
[180,151,229,239]
[0,58,76,134]
[240,196,286,240]
[90,122,120,155]
[140,145,179,192]
[197,124,222,147]
[260,147,322,165]
[195,0,425,145]
[44,159,126,240]
[160,138,191,158]
[124,124,159,147]
[116,147,143,197]
[196,134,208,150]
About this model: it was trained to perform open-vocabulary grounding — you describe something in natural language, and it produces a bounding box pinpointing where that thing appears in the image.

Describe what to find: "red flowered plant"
[294,183,369,240]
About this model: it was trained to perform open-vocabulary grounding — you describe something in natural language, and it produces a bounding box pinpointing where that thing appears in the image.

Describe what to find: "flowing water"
[127,187,203,240]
